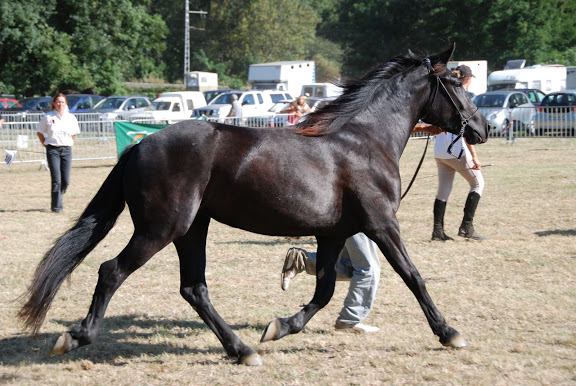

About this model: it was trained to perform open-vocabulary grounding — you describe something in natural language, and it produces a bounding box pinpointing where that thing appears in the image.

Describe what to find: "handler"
[414,64,486,241]
[281,233,381,333]
[37,93,80,213]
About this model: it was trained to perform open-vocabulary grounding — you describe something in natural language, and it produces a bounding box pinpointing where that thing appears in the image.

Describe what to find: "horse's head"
[421,44,490,145]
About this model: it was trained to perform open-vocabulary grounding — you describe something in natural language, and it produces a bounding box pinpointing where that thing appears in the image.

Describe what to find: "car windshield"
[149,101,171,111]
[541,93,576,107]
[475,94,506,108]
[269,102,291,113]
[95,98,125,110]
[211,93,242,105]
[66,96,81,106]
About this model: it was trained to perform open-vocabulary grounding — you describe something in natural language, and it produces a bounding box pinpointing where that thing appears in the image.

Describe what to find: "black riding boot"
[458,192,486,240]
[431,199,453,241]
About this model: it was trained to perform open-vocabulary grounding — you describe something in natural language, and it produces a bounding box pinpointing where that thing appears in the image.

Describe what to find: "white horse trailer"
[488,65,567,93]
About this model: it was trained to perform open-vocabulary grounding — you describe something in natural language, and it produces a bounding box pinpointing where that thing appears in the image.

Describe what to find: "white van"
[130,91,207,124]
[301,83,343,98]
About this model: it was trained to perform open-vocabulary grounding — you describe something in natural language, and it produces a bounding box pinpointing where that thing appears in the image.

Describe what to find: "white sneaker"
[334,322,379,333]
[280,248,307,291]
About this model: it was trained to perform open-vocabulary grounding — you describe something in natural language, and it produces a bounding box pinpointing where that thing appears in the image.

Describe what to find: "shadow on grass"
[534,229,576,237]
[0,208,48,213]
[216,237,314,247]
[0,314,303,366]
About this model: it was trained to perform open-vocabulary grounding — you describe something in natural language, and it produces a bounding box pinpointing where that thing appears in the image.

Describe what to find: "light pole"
[184,2,207,90]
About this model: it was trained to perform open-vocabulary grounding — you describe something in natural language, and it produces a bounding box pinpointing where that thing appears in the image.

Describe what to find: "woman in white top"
[414,65,485,241]
[37,93,80,212]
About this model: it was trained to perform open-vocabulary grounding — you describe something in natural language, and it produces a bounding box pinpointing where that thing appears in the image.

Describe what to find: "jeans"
[304,233,381,325]
[46,145,72,212]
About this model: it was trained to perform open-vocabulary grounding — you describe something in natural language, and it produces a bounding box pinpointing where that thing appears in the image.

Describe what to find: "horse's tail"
[18,145,136,336]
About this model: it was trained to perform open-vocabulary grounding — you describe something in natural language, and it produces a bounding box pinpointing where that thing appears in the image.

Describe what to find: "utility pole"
[184,2,207,90]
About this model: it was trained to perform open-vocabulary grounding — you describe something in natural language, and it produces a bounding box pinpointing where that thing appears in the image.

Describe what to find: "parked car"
[65,94,106,113]
[91,95,151,120]
[533,90,576,136]
[515,89,547,106]
[192,90,273,122]
[245,99,294,127]
[263,90,294,103]
[305,96,337,112]
[203,89,229,104]
[474,91,535,135]
[130,91,207,124]
[0,98,21,109]
[3,96,53,118]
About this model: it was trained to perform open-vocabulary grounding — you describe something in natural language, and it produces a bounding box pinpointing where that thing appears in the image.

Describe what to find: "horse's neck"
[359,82,426,160]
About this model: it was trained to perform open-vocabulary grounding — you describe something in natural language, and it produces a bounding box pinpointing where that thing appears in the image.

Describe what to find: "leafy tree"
[329,0,576,77]
[0,0,168,96]
[205,0,320,86]
[0,0,79,96]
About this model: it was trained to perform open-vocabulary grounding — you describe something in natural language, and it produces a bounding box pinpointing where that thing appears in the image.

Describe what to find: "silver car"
[475,91,535,135]
[91,95,152,121]
[533,91,576,136]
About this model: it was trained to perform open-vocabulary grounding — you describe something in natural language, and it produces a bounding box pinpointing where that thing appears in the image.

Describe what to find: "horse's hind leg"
[261,237,344,342]
[50,232,170,355]
[174,215,262,366]
[367,217,467,348]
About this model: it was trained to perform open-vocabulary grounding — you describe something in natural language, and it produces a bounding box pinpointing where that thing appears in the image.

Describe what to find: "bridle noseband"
[421,57,478,159]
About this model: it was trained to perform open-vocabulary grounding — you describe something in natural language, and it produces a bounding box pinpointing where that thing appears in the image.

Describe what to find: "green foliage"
[0,0,574,95]
[0,0,168,96]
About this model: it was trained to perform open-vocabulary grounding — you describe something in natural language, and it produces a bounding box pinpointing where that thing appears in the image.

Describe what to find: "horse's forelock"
[296,53,423,137]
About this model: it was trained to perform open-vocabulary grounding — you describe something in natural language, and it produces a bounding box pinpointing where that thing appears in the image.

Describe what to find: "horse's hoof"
[240,353,263,366]
[260,319,281,343]
[442,334,468,348]
[49,332,77,356]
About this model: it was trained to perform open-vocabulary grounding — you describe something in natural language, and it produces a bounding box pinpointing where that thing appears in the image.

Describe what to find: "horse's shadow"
[534,229,576,237]
[0,315,313,366]
[0,208,48,213]
[216,237,315,247]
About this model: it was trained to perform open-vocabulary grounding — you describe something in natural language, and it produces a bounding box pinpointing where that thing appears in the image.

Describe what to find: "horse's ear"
[429,43,456,74]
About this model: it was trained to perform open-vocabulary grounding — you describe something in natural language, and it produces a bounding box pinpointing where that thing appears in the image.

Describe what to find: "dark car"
[2,96,53,119]
[65,94,106,113]
[0,98,21,109]
[203,89,230,104]
[4,96,52,113]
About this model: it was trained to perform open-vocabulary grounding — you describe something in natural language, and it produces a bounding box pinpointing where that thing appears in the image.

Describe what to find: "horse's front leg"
[367,217,467,348]
[175,215,263,366]
[261,237,345,342]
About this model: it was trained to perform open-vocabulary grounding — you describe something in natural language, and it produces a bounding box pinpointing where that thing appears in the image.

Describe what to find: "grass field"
[0,137,575,385]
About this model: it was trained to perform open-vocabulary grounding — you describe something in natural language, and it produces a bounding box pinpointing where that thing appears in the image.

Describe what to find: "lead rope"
[401,133,431,200]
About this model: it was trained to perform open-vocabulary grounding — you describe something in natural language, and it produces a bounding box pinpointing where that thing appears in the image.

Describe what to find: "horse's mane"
[295,51,423,136]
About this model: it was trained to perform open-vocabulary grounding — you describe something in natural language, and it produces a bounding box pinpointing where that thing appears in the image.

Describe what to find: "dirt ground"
[0,138,574,385]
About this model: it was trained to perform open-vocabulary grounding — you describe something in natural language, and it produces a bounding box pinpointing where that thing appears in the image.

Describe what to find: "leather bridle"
[421,57,479,159]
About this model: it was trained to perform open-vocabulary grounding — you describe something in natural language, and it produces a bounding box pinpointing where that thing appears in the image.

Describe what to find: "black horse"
[19,45,489,366]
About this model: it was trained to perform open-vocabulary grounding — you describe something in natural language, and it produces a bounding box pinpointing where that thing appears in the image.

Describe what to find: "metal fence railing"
[2,107,574,166]
[1,112,117,165]
[482,105,576,140]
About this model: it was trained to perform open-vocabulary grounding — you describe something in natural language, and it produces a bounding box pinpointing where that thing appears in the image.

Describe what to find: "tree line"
[1,0,574,97]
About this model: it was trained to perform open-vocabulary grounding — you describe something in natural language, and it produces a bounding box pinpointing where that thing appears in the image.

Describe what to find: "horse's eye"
[454,81,463,88]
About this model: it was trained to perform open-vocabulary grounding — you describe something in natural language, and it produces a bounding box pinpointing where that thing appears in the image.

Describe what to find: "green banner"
[114,121,168,157]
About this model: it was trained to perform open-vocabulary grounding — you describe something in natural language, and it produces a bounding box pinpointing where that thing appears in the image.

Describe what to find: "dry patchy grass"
[0,138,575,385]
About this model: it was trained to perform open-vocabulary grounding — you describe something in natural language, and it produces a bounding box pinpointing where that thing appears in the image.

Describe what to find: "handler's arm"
[37,132,46,147]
